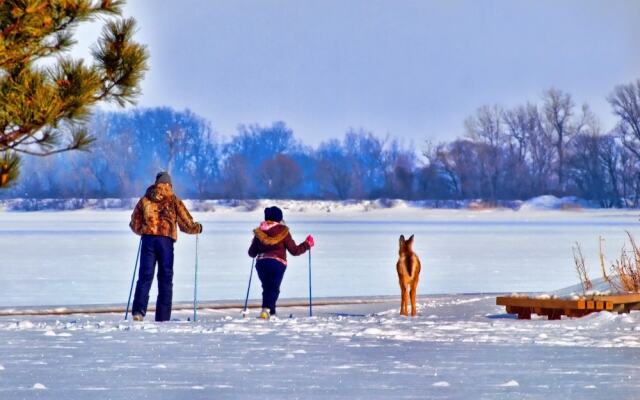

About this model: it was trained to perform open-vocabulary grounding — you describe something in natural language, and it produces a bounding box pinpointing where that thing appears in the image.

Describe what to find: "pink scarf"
[259,221,280,231]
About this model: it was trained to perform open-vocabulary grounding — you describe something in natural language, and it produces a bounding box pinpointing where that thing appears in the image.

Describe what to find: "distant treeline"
[3,80,640,206]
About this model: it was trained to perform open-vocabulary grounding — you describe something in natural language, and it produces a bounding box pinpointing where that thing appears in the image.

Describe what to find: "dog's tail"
[403,259,416,280]
[409,266,416,280]
[407,256,420,280]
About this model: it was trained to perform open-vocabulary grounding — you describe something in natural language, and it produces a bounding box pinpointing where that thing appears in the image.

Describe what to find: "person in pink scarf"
[248,206,314,319]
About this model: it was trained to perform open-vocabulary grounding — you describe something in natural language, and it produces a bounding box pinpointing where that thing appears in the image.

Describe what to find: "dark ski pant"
[132,235,174,322]
[256,258,287,315]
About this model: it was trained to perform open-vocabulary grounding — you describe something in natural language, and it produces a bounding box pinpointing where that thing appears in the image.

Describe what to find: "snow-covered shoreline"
[0,195,611,213]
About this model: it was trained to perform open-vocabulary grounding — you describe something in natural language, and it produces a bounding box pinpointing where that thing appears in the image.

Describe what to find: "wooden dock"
[496,294,640,320]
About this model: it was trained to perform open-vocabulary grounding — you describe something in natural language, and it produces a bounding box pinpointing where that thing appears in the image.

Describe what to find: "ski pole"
[193,234,199,322]
[125,238,142,321]
[308,248,312,317]
[242,258,256,316]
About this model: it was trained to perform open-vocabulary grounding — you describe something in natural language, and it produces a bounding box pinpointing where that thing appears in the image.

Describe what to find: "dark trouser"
[256,258,287,315]
[132,235,175,322]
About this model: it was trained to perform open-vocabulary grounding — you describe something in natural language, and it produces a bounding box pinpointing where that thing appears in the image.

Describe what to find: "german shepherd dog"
[397,235,421,316]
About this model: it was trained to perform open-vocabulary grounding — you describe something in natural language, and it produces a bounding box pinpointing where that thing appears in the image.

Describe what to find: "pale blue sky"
[77,0,640,145]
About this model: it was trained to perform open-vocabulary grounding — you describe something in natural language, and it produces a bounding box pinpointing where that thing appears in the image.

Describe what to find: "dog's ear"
[407,235,414,248]
[399,235,405,247]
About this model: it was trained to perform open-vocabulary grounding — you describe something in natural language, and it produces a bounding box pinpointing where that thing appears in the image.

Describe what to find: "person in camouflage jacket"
[129,181,202,241]
[129,172,202,322]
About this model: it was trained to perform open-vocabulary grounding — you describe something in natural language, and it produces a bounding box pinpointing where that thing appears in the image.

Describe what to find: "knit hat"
[264,206,283,222]
[155,171,172,185]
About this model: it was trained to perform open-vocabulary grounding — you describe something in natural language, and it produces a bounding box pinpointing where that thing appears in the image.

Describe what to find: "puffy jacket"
[248,221,309,265]
[130,184,202,241]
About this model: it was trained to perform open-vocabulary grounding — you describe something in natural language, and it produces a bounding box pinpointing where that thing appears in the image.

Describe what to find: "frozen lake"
[1,208,639,307]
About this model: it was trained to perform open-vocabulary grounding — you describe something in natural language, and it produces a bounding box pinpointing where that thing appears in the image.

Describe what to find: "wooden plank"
[496,297,585,310]
[498,294,640,310]
[498,294,640,305]
[498,294,640,320]
[590,294,640,304]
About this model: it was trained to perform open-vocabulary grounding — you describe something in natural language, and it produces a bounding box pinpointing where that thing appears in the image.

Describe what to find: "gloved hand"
[306,234,315,247]
[196,223,203,234]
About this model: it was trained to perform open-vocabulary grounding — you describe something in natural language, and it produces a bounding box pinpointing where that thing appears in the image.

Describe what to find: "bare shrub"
[572,242,592,295]
[600,232,640,293]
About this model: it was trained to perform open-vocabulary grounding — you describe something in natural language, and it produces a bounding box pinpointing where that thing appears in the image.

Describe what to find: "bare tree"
[465,105,504,199]
[166,126,186,175]
[502,103,543,198]
[436,139,484,199]
[608,80,640,159]
[316,140,353,200]
[422,141,460,198]
[600,135,624,207]
[525,106,554,195]
[221,155,250,198]
[541,88,590,192]
[259,154,303,198]
[503,103,539,163]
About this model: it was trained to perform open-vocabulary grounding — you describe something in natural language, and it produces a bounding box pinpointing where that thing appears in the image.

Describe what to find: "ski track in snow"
[1,296,640,399]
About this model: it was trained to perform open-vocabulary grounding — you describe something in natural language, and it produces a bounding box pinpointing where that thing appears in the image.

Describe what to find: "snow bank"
[0,195,621,213]
[0,195,619,213]
[0,198,138,212]
[506,277,631,301]
[502,276,625,300]
[0,197,546,212]
[553,277,623,298]
[519,195,597,211]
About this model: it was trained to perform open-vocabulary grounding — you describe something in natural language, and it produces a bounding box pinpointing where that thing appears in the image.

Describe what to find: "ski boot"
[132,313,144,322]
[259,308,270,320]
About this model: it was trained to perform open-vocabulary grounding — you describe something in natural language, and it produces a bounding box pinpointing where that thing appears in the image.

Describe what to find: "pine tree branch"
[0,151,20,188]
[0,0,145,187]
[10,132,95,156]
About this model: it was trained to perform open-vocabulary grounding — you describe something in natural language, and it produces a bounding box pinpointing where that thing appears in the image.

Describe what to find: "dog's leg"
[402,282,410,316]
[410,279,418,317]
[399,280,408,316]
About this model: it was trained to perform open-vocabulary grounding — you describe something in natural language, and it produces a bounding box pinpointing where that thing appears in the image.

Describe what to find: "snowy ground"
[1,295,640,399]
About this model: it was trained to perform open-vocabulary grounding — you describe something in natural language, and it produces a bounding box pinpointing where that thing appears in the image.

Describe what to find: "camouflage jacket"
[130,184,202,241]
